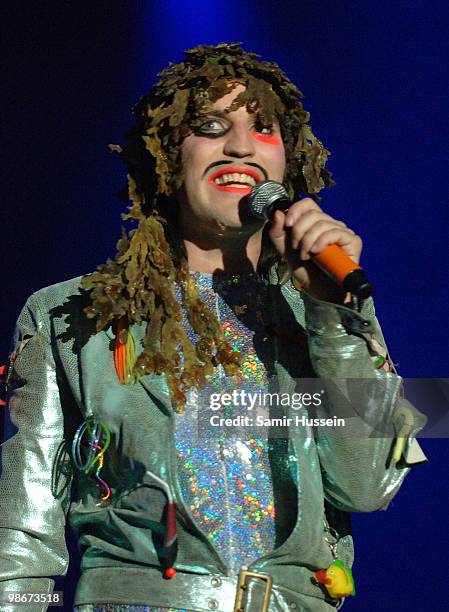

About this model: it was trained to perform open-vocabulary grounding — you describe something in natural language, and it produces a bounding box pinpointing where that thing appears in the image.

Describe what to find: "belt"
[75,566,335,611]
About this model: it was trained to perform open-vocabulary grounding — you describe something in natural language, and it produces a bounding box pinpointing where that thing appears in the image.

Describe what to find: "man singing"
[0,43,425,612]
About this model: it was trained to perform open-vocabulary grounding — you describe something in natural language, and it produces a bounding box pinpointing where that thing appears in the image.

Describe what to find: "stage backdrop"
[2,2,448,610]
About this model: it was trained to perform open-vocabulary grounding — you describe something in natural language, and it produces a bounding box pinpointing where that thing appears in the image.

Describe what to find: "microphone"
[248,180,373,299]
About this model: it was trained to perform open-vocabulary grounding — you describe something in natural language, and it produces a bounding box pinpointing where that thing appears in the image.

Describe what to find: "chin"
[215,213,263,235]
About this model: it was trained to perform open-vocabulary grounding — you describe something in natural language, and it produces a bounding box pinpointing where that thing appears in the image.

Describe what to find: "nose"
[222,124,256,158]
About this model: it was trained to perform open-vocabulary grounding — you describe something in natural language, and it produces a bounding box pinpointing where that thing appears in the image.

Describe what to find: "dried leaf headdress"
[81,42,334,412]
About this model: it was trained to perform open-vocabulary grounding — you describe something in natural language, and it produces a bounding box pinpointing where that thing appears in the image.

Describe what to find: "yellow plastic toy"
[315,559,355,599]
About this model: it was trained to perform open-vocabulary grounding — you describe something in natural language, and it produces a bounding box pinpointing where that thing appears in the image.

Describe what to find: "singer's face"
[178,84,286,235]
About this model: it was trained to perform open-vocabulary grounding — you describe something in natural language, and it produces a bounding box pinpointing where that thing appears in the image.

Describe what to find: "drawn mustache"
[202,161,268,181]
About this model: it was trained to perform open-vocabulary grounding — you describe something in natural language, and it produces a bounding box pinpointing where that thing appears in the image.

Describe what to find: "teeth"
[213,172,256,187]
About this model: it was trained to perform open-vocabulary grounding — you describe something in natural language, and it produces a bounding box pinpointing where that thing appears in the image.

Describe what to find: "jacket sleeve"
[0,293,73,612]
[300,291,427,513]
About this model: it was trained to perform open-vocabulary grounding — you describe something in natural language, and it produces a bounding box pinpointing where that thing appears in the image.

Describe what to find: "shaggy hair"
[82,43,334,411]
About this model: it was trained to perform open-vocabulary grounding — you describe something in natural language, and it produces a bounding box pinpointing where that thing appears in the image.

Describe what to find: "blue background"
[2,2,448,610]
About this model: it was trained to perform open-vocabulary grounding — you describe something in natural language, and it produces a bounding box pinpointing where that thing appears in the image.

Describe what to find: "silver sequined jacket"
[0,273,426,612]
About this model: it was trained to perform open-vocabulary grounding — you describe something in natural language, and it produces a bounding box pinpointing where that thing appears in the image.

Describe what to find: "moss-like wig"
[81,42,334,412]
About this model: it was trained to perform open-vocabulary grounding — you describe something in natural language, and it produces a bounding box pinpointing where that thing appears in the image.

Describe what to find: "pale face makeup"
[179,84,286,237]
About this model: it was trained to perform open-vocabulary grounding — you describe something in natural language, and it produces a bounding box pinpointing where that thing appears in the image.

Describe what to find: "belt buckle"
[234,569,273,612]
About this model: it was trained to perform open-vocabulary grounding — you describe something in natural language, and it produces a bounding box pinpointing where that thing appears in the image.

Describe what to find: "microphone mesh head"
[248,180,290,219]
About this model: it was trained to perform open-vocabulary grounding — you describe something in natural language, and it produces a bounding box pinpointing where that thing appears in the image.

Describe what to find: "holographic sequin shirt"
[174,272,278,572]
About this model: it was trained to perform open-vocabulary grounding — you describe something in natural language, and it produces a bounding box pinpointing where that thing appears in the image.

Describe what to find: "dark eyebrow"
[197,110,229,119]
[195,110,281,129]
[196,109,282,132]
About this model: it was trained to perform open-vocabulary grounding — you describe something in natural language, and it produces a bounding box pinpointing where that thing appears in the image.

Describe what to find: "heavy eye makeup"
[251,121,282,145]
[193,114,281,140]
[252,120,274,135]
[194,117,229,137]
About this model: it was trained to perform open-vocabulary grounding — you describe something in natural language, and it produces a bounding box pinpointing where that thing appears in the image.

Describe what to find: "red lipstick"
[207,166,263,194]
[208,166,262,183]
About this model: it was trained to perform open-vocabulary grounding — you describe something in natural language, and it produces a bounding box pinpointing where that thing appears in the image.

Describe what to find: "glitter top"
[174,272,277,572]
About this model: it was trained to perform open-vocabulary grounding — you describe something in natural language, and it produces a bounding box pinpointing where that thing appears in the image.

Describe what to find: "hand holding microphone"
[248,181,372,301]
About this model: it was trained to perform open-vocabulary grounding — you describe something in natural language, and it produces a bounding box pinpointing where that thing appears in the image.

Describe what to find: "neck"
[181,227,264,274]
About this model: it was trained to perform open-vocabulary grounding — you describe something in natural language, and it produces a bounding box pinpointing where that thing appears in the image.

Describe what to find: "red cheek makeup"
[251,133,282,145]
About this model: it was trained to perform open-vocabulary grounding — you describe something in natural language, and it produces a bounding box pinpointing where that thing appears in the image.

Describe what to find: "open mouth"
[207,166,262,194]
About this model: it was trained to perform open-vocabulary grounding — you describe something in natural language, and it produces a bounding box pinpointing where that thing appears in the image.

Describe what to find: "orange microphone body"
[248,181,373,299]
[312,244,372,298]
